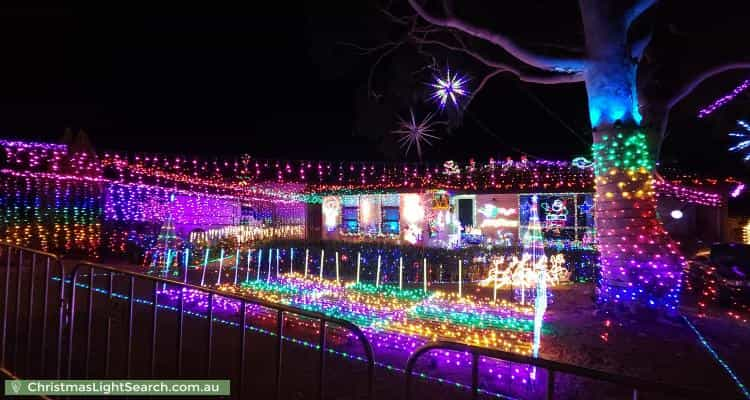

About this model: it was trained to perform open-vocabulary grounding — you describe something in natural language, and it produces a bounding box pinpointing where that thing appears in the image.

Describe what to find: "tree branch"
[339,41,402,55]
[630,31,652,61]
[407,0,586,73]
[659,62,750,137]
[413,37,585,84]
[463,69,506,109]
[624,0,658,28]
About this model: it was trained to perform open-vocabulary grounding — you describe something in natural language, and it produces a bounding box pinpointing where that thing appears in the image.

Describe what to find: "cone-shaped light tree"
[522,195,545,265]
[375,0,750,313]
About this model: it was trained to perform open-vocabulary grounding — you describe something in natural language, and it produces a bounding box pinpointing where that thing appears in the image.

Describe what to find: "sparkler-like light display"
[729,120,750,161]
[430,67,468,109]
[393,110,439,159]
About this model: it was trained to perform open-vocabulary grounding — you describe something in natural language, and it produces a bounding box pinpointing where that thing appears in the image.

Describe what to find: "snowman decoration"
[541,198,568,228]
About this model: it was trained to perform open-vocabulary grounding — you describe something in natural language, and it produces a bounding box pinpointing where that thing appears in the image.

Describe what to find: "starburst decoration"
[728,120,750,161]
[393,110,439,159]
[430,67,468,109]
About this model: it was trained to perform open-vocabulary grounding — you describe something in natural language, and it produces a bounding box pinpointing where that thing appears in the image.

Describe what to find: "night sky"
[0,3,748,177]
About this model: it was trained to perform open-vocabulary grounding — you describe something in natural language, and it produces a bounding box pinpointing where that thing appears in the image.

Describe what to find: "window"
[381,206,400,234]
[458,198,474,227]
[342,206,359,233]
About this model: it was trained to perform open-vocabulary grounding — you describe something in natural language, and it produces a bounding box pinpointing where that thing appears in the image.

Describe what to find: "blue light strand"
[683,316,749,399]
[51,276,520,399]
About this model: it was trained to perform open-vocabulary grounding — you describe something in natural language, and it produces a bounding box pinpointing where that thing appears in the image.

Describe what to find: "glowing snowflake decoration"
[393,110,439,159]
[729,120,750,161]
[430,68,468,109]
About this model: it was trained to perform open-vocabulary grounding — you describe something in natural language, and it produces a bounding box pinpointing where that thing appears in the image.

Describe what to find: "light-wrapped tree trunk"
[592,128,682,312]
[579,0,683,313]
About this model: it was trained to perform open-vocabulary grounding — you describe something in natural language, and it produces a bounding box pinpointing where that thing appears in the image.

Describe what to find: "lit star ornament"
[430,68,468,109]
[393,110,439,159]
[728,120,750,161]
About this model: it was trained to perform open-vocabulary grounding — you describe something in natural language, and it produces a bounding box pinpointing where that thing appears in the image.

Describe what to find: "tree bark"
[580,0,683,313]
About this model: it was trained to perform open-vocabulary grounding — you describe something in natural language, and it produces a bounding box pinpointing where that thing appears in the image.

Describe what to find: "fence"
[1,243,708,400]
[404,341,707,400]
[0,244,66,380]
[0,243,375,400]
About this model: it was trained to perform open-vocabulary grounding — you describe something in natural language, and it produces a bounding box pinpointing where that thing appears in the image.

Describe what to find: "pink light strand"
[697,78,750,118]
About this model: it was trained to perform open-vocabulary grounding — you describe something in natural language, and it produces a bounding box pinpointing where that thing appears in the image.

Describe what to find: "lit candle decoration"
[289,248,294,274]
[399,256,403,290]
[267,248,273,283]
[335,251,340,283]
[201,248,209,286]
[245,249,252,282]
[423,258,427,293]
[458,259,462,298]
[356,252,361,284]
[319,249,325,280]
[217,248,224,285]
[234,248,240,285]
[275,248,280,277]
[376,254,381,288]
[183,251,189,284]
[304,248,309,278]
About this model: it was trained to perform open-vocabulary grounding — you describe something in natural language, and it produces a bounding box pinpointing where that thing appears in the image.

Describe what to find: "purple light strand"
[698,79,750,118]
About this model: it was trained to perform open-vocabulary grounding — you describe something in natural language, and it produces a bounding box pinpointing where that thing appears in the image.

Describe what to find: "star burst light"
[430,68,468,109]
[393,110,439,159]
[728,120,750,161]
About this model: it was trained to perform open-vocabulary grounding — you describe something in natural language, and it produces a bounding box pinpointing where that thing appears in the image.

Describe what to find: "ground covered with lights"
[90,258,749,399]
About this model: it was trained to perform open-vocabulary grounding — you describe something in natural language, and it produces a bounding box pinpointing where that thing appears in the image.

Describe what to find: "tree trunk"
[592,127,682,313]
[579,0,683,313]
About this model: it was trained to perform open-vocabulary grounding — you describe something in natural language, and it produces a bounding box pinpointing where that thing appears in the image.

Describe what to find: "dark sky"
[0,3,749,177]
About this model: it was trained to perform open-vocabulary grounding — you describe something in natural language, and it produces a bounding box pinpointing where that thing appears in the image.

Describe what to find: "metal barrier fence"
[1,243,709,400]
[404,341,706,400]
[64,261,375,400]
[0,244,66,380]
[0,244,375,400]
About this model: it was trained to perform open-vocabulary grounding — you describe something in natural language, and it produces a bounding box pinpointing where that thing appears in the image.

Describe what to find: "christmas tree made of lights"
[517,195,545,304]
[149,194,182,276]
[522,195,545,263]
[525,195,548,357]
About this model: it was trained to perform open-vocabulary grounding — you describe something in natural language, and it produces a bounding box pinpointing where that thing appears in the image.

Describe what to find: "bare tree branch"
[379,8,410,25]
[339,41,402,55]
[624,0,658,28]
[407,0,586,73]
[441,0,453,18]
[462,69,506,109]
[659,62,750,137]
[630,31,652,61]
[413,37,585,84]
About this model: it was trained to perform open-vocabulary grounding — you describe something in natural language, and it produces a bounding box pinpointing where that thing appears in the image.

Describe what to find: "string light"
[683,316,750,398]
[393,110,440,159]
[698,78,750,119]
[593,131,683,312]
